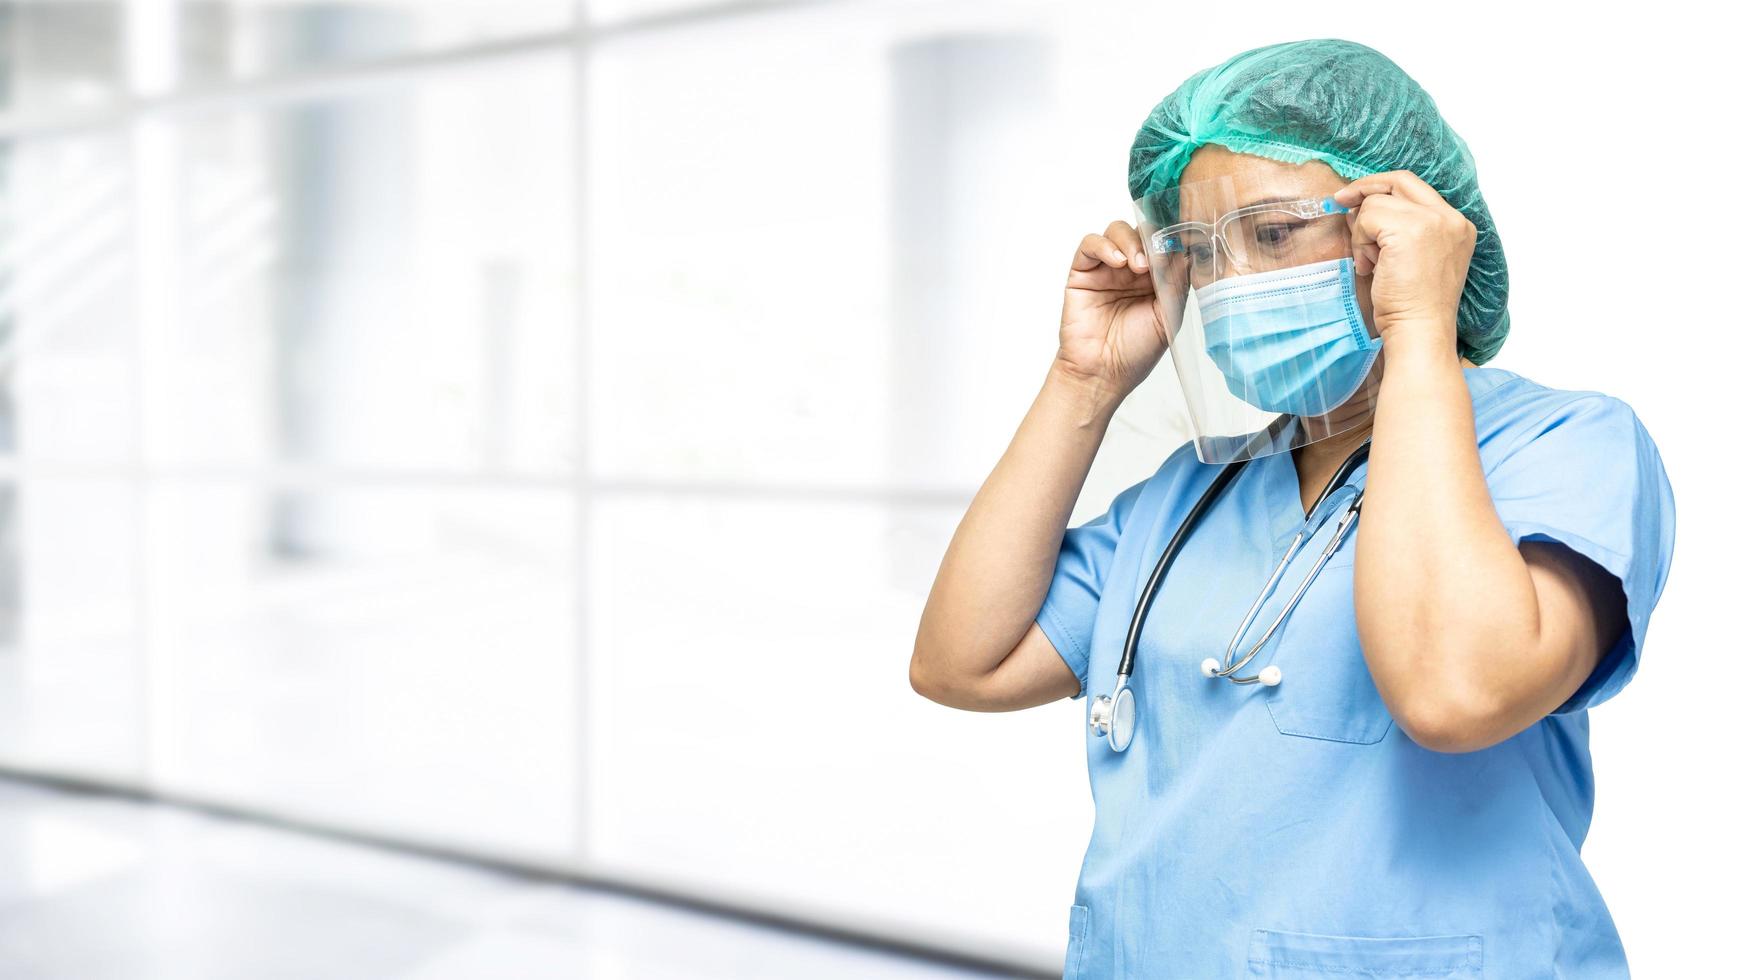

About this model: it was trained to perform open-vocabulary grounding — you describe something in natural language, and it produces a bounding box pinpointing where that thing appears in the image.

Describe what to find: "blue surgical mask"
[1194,256,1382,417]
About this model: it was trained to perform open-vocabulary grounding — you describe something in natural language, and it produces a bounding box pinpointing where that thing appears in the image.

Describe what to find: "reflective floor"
[0,778,1029,979]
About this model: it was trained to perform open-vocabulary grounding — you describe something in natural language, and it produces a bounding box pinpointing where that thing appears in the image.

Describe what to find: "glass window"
[585,494,1086,958]
[147,56,576,474]
[176,1,574,89]
[0,131,138,463]
[147,482,579,856]
[0,478,145,782]
[0,4,126,116]
[586,18,1063,492]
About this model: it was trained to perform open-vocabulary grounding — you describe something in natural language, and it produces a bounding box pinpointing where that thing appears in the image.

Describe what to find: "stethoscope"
[1088,437,1373,752]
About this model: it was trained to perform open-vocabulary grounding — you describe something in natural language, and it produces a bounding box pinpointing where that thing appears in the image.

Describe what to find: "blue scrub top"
[1038,366,1675,979]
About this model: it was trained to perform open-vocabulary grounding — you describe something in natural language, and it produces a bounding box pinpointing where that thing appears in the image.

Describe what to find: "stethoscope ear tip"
[1199,658,1220,678]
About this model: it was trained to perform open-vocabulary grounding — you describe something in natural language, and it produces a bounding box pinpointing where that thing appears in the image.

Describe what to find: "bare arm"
[1358,331,1626,752]
[909,363,1119,710]
[1338,171,1629,752]
[911,222,1172,711]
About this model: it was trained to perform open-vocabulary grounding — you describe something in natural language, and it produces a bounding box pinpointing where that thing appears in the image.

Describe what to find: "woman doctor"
[909,39,1675,979]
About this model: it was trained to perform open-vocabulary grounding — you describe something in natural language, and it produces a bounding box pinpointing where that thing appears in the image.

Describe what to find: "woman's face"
[1175,144,1378,336]
[1173,145,1471,430]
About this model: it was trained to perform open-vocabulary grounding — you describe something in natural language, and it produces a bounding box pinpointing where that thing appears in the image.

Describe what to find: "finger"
[1072,232,1138,274]
[1353,240,1380,277]
[1344,209,1374,276]
[1330,169,1451,212]
[1347,191,1414,228]
[1337,198,1393,278]
[1347,192,1437,251]
[1331,170,1443,209]
[1344,197,1408,276]
[1070,233,1110,272]
[1104,220,1148,271]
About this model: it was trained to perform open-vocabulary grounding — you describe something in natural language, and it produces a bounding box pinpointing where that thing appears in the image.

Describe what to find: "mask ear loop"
[1307,256,1386,413]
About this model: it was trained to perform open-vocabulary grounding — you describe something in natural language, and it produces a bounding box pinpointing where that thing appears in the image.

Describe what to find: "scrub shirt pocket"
[1260,525,1393,744]
[1262,643,1393,743]
[1247,928,1483,978]
[1063,904,1090,978]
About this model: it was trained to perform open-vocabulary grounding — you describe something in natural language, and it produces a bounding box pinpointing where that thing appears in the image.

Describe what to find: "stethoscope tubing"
[1114,438,1373,684]
[1214,488,1364,681]
[1115,456,1251,680]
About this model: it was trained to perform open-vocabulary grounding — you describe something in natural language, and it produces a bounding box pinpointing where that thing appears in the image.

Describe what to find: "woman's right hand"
[1055,220,1172,402]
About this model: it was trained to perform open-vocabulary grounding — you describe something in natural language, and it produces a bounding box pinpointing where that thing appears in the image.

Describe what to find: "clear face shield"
[1133,174,1384,464]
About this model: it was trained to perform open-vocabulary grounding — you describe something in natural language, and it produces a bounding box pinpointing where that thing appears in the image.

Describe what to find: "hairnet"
[1127,38,1509,365]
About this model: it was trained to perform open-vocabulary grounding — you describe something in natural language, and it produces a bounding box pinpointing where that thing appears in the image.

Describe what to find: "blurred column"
[0,3,128,652]
[266,6,416,559]
[0,138,17,649]
[887,34,1049,490]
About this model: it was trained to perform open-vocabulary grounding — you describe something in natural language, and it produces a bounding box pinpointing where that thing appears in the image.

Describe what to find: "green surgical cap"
[1128,38,1509,365]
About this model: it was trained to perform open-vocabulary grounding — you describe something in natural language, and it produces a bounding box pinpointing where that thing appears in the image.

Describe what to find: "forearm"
[912,360,1120,685]
[1355,328,1541,730]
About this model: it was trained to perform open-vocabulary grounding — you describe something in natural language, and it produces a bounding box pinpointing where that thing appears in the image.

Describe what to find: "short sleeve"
[1035,475,1154,701]
[1484,394,1676,715]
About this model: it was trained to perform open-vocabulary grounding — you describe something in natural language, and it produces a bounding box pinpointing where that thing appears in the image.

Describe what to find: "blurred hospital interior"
[0,0,1729,977]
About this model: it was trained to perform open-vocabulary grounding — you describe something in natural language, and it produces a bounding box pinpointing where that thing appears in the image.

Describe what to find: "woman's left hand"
[1330,170,1476,348]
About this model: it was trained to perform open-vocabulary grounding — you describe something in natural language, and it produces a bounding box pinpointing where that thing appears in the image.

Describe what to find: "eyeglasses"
[1149,196,1353,284]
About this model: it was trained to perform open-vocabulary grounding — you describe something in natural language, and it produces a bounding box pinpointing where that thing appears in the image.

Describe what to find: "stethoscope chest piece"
[1089,682,1135,752]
